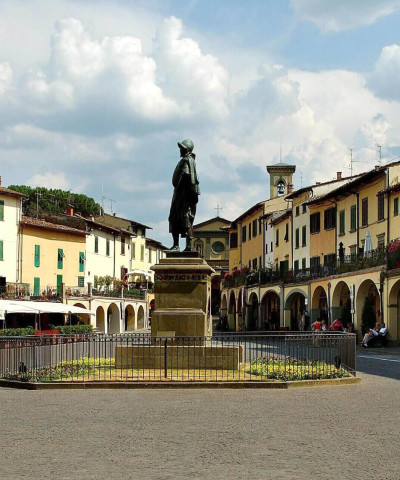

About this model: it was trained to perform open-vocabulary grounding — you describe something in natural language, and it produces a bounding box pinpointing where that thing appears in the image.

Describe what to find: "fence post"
[164,338,168,379]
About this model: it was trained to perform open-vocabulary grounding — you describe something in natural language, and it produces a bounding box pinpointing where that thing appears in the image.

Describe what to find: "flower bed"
[246,357,350,381]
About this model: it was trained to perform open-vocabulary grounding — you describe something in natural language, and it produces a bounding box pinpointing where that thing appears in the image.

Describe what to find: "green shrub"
[0,327,35,336]
[55,325,93,335]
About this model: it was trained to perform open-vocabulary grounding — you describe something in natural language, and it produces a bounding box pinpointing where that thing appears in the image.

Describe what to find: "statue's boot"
[183,236,193,252]
[168,233,180,252]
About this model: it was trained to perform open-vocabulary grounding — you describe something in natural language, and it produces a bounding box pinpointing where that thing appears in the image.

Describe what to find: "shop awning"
[127,270,152,278]
[0,300,95,316]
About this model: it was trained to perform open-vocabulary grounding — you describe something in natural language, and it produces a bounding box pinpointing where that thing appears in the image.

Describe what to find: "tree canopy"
[8,185,102,218]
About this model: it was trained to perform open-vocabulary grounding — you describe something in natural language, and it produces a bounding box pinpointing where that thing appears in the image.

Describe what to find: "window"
[0,240,3,260]
[106,239,110,257]
[324,253,336,266]
[132,243,136,259]
[33,277,40,296]
[301,258,306,270]
[252,258,257,270]
[294,260,299,271]
[349,245,357,256]
[230,232,238,248]
[394,198,399,217]
[310,212,320,234]
[0,200,4,221]
[149,249,152,263]
[265,243,268,254]
[79,252,84,272]
[94,276,98,288]
[140,245,145,261]
[57,274,63,296]
[295,206,300,216]
[295,228,300,249]
[242,225,247,243]
[350,205,357,232]
[302,225,306,247]
[339,210,345,236]
[34,245,40,267]
[57,249,64,269]
[270,241,273,252]
[302,204,307,214]
[377,233,385,250]
[212,241,225,254]
[94,235,99,253]
[324,207,336,230]
[265,221,268,231]
[378,194,385,221]
[259,218,262,234]
[121,237,126,255]
[284,223,289,242]
[362,198,368,226]
[249,222,252,239]
[310,256,320,269]
[78,276,84,287]
[253,219,257,238]
[275,229,279,246]
[195,240,204,257]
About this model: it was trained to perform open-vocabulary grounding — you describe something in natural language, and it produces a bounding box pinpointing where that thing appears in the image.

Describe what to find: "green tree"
[8,185,101,218]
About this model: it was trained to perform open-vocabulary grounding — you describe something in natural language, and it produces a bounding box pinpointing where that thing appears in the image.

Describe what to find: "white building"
[0,184,25,286]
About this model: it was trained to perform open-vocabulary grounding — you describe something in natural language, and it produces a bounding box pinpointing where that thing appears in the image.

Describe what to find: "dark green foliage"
[361,296,376,334]
[49,325,93,334]
[8,185,102,218]
[341,300,352,327]
[0,327,35,336]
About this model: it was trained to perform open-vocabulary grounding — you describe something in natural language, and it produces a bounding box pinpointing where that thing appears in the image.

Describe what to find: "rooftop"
[20,216,87,236]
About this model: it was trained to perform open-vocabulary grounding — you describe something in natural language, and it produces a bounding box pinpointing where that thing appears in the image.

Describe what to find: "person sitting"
[329,318,344,332]
[344,322,354,333]
[362,323,380,348]
[376,322,388,347]
[321,320,328,332]
[311,318,321,332]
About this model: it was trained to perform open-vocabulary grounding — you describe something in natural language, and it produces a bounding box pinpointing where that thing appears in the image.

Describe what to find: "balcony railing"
[0,283,61,301]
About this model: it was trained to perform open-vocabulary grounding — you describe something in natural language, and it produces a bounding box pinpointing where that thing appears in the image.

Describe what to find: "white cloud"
[27,172,70,190]
[291,0,400,32]
[0,62,12,95]
[368,44,400,101]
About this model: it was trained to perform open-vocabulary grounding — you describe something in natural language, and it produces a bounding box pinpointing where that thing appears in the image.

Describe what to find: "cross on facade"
[215,204,222,216]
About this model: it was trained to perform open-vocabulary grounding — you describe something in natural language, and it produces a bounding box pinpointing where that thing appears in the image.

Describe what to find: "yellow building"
[271,210,291,271]
[18,216,86,295]
[193,216,230,270]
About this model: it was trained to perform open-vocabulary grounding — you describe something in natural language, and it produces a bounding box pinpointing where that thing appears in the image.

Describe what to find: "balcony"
[1,283,61,302]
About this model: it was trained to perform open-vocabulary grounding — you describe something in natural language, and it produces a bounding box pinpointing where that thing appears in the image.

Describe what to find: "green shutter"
[57,274,63,295]
[78,276,84,287]
[0,200,4,221]
[339,210,345,235]
[94,236,98,253]
[0,240,3,261]
[79,251,84,272]
[132,243,136,259]
[34,245,40,267]
[106,239,110,256]
[57,249,63,269]
[394,198,399,216]
[34,277,40,296]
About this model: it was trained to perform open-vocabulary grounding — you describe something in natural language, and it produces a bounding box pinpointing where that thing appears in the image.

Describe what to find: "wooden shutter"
[34,277,40,296]
[350,205,356,231]
[0,200,4,221]
[302,225,306,246]
[362,198,368,226]
[79,252,84,272]
[57,249,63,269]
[34,245,40,267]
[0,240,3,261]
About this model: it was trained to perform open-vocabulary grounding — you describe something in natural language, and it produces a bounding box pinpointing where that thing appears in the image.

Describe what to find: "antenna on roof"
[347,148,359,177]
[377,144,382,166]
[101,186,116,215]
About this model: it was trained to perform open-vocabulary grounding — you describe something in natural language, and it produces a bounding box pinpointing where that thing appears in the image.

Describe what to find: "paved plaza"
[0,354,399,480]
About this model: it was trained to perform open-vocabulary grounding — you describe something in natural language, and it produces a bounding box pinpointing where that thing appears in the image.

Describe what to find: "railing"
[65,286,88,297]
[0,283,61,301]
[0,332,356,383]
[92,288,145,300]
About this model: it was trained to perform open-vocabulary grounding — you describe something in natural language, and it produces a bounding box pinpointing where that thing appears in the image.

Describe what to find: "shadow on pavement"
[356,346,400,380]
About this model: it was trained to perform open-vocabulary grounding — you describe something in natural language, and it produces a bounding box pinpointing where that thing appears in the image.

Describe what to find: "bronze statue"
[168,139,200,251]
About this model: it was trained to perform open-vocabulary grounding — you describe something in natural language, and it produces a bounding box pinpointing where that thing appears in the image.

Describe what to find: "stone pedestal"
[150,255,214,338]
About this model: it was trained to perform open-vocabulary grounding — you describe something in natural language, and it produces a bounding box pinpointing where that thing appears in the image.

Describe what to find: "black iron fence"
[0,332,356,383]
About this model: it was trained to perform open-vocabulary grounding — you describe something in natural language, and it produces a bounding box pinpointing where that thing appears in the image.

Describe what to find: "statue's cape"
[184,154,200,195]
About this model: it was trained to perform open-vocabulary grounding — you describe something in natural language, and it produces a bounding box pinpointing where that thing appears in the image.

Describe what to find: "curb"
[0,376,360,390]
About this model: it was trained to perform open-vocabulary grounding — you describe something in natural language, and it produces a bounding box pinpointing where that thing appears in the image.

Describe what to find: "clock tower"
[267,162,296,199]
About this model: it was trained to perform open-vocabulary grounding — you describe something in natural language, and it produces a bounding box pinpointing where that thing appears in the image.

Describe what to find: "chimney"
[65,205,74,216]
[287,183,294,194]
[0,176,2,186]
[316,182,321,185]
[337,172,342,180]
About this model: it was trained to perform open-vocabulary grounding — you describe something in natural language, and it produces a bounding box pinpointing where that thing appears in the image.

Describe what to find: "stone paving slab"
[0,372,399,480]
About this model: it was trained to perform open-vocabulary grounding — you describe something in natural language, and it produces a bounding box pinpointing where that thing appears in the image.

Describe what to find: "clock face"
[277,180,286,195]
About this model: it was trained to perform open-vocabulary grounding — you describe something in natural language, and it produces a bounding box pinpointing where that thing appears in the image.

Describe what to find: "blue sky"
[1,0,400,244]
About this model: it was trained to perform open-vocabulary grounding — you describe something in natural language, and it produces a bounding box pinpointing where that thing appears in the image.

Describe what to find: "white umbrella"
[364,231,373,257]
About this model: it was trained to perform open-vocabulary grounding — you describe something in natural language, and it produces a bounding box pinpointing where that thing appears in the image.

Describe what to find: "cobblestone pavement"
[0,373,399,480]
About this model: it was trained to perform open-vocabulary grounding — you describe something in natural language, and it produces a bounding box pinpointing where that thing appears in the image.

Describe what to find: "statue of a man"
[168,139,200,251]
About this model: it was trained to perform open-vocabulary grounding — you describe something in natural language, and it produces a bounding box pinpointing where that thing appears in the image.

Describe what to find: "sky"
[1,0,400,245]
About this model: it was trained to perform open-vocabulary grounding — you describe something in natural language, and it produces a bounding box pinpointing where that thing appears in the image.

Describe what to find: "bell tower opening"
[266,162,296,199]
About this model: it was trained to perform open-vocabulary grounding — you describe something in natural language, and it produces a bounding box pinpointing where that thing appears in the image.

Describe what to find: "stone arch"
[284,290,306,331]
[194,239,204,257]
[137,305,145,329]
[96,306,105,332]
[247,292,259,331]
[107,303,120,334]
[356,279,380,333]
[331,281,351,322]
[311,286,328,324]
[260,290,280,331]
[125,304,136,331]
[237,289,243,331]
[388,280,400,344]
[228,291,236,331]
[73,303,90,325]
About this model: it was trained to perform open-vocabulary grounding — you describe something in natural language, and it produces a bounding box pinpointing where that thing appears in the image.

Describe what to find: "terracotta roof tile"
[21,216,86,235]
